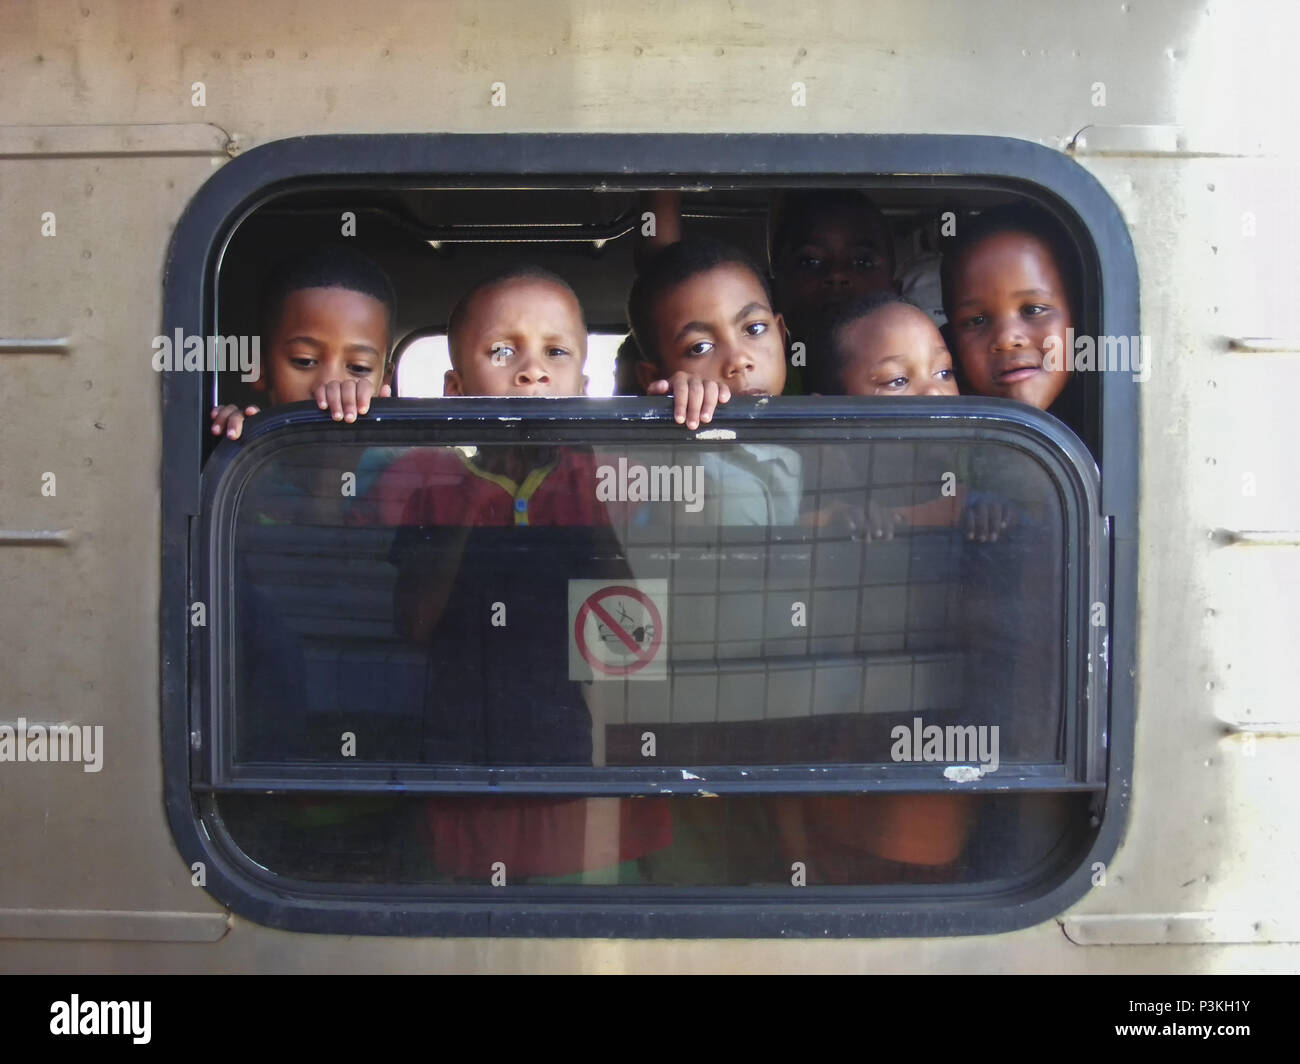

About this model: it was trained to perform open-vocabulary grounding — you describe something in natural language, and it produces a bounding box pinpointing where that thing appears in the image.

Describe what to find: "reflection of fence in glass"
[231,438,1063,768]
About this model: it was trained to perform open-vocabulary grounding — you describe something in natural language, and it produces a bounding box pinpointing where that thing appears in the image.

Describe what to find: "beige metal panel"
[1050,149,1300,942]
[1,0,1297,970]
[0,140,226,921]
[1,924,1298,974]
[1,1,1294,154]
[1063,913,1300,946]
[1204,549,1300,730]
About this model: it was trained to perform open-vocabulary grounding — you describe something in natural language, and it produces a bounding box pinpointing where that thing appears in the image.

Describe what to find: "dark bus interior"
[214,183,1100,436]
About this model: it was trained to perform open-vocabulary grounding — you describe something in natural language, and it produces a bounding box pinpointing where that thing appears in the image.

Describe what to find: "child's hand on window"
[963,496,1015,542]
[210,403,260,440]
[866,497,908,541]
[210,379,392,441]
[645,372,731,431]
[315,379,392,423]
[801,497,905,540]
[801,498,861,537]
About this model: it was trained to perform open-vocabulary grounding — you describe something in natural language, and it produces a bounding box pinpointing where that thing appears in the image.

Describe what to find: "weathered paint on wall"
[1,0,1297,971]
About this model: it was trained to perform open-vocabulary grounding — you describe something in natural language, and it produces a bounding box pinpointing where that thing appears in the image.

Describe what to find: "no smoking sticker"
[568,580,667,681]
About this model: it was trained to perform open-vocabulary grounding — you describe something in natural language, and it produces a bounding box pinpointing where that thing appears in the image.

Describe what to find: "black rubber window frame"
[160,133,1139,938]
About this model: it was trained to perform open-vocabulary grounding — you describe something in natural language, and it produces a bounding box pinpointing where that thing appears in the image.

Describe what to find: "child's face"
[639,264,788,396]
[446,278,588,397]
[836,303,958,397]
[774,206,895,334]
[262,287,391,405]
[948,231,1072,410]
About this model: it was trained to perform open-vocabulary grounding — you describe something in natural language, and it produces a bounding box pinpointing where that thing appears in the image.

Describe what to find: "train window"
[199,399,1103,903]
[164,134,1137,937]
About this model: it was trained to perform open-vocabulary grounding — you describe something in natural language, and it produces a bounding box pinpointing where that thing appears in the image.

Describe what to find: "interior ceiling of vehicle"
[216,184,1024,377]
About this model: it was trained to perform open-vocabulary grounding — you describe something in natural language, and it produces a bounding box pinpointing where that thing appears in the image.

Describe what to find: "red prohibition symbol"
[574,584,664,676]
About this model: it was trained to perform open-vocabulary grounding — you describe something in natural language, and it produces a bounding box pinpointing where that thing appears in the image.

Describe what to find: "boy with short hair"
[627,238,800,525]
[629,236,788,406]
[440,261,725,417]
[372,265,672,881]
[810,290,958,398]
[768,189,897,345]
[211,244,396,439]
[637,189,898,394]
[226,248,403,846]
[770,189,898,394]
[367,264,711,525]
[783,296,976,882]
[940,203,1081,417]
[809,288,1012,543]
[375,265,615,697]
[443,265,589,399]
[939,204,1088,532]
